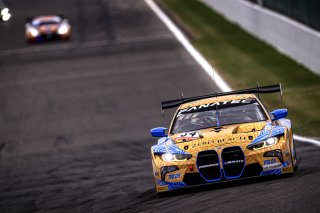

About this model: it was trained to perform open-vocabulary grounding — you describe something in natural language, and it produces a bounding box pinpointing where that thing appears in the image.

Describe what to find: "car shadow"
[157,174,293,197]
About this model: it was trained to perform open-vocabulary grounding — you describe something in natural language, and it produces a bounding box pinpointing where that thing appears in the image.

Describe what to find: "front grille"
[222,146,245,179]
[196,150,221,181]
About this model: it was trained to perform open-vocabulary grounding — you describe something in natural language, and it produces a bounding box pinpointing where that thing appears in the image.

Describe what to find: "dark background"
[0,0,319,212]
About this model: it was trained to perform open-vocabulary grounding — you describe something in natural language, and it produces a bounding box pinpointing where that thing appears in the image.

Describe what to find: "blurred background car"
[25,15,71,43]
[0,0,11,22]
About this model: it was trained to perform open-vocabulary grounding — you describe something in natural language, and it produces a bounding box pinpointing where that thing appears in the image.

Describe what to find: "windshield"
[171,98,267,134]
[37,21,59,26]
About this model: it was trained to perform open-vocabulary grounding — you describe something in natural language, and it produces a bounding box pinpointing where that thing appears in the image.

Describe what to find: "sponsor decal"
[264,158,277,165]
[168,173,180,179]
[198,163,219,169]
[223,160,244,165]
[178,99,254,115]
[192,141,214,149]
[156,180,186,190]
[190,135,253,148]
[282,167,293,173]
[176,131,200,142]
[157,185,168,192]
[263,162,282,171]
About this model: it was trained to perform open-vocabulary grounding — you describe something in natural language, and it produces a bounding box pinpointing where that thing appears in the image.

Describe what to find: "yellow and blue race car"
[150,84,297,194]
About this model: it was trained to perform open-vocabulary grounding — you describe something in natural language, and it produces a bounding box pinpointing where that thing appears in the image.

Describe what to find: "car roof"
[178,94,257,110]
[32,15,62,25]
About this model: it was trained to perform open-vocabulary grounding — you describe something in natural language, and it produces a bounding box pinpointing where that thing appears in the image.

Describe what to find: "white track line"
[145,0,231,93]
[145,0,320,147]
[293,135,320,147]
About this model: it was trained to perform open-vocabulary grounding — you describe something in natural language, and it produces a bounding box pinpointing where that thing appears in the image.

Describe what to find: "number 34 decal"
[175,131,201,142]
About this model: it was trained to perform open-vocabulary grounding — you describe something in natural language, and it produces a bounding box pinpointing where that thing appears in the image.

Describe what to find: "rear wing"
[161,83,282,110]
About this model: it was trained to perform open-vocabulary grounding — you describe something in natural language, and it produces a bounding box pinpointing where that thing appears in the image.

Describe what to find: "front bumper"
[26,31,71,42]
[153,140,294,193]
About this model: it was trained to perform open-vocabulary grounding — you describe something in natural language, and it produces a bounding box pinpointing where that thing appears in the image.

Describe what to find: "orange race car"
[25,15,71,42]
[150,84,298,194]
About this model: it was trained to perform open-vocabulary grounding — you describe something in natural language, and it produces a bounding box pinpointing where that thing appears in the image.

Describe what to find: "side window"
[257,99,271,120]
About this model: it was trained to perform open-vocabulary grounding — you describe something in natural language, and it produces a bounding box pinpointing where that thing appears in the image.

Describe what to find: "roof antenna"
[181,92,184,102]
[279,83,283,101]
[256,82,260,99]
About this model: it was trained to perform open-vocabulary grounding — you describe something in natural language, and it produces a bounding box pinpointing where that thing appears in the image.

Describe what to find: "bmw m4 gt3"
[25,15,71,42]
[150,84,297,194]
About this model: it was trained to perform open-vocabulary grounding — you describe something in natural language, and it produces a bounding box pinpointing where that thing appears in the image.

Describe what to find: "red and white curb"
[145,0,320,147]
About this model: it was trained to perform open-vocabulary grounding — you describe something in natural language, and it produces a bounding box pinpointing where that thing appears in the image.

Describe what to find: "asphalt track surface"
[0,0,319,212]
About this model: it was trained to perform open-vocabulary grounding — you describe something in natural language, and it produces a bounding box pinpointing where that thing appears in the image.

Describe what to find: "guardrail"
[201,0,320,75]
[245,0,320,32]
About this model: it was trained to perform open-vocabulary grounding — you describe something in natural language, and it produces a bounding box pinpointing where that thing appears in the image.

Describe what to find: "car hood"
[152,121,286,155]
[37,24,59,32]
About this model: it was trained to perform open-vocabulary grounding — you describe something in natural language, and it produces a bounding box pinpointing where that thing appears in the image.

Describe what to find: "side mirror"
[150,127,168,137]
[271,109,288,121]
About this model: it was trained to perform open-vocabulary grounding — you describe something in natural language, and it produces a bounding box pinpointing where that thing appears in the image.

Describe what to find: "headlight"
[2,13,10,21]
[161,153,192,162]
[162,153,174,161]
[28,28,39,37]
[247,137,279,150]
[266,137,278,146]
[1,8,9,15]
[58,25,69,35]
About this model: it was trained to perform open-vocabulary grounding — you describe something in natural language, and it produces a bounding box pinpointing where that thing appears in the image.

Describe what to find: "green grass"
[161,0,320,137]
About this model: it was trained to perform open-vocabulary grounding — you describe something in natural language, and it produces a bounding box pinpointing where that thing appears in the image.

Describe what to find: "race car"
[150,84,298,194]
[25,15,71,42]
[0,0,11,22]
